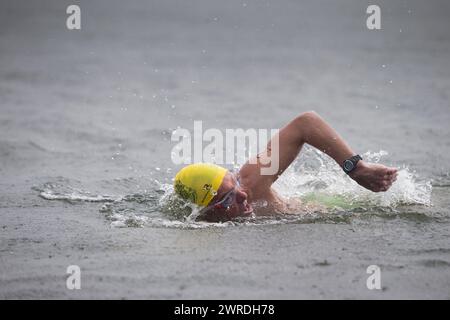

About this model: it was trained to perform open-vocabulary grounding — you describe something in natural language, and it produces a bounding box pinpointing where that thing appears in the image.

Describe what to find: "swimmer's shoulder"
[238,160,272,197]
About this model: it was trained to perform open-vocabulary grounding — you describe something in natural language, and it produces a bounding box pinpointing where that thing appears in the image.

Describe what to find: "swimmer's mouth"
[240,200,253,215]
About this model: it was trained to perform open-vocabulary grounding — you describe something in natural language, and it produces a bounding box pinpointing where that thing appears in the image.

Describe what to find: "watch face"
[344,160,354,172]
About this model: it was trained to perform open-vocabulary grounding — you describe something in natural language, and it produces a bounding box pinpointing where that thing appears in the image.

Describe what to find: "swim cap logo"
[201,183,213,203]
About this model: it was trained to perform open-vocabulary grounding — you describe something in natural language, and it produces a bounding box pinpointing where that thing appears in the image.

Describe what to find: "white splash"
[35,149,432,229]
[274,148,432,207]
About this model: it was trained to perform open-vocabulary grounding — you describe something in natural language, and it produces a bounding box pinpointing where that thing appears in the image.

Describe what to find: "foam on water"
[274,147,432,208]
[35,180,122,202]
[34,149,432,229]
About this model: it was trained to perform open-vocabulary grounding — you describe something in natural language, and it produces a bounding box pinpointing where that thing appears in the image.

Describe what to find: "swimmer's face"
[202,173,253,222]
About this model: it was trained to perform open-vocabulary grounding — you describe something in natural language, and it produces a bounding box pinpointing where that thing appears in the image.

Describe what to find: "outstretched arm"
[240,111,397,198]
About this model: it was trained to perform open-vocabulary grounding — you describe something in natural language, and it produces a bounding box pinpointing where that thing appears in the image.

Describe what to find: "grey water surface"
[1,0,450,299]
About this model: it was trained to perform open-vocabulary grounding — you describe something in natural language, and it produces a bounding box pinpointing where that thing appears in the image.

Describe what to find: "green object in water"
[301,193,358,210]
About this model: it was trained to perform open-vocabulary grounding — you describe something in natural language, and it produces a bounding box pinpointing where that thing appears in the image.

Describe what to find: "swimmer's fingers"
[387,167,398,175]
[383,173,397,180]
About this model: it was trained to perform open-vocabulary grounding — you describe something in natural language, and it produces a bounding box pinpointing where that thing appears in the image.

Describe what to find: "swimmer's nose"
[235,190,248,204]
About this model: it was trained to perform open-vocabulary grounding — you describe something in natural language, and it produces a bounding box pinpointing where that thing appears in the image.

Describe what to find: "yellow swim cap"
[174,163,228,207]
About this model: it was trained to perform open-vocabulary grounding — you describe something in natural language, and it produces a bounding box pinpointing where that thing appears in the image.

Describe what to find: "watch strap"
[343,154,362,174]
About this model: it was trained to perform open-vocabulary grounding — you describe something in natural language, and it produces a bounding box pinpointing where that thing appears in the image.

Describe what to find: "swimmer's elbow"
[292,110,321,130]
[297,110,320,121]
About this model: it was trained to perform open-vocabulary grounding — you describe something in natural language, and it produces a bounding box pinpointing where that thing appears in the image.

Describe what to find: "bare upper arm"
[239,116,305,198]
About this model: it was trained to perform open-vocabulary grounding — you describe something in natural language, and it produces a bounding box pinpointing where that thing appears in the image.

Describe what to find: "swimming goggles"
[200,177,240,214]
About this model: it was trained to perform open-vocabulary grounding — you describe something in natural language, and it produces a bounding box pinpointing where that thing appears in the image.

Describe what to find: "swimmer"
[174,111,398,222]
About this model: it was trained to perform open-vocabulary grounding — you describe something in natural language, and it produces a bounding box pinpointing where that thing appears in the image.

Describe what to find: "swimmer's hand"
[349,161,398,192]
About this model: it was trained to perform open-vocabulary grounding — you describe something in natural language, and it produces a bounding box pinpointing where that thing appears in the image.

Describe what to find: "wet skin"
[203,111,398,221]
[202,173,253,222]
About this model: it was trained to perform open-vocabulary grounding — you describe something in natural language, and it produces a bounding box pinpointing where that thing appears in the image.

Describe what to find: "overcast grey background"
[1,0,449,299]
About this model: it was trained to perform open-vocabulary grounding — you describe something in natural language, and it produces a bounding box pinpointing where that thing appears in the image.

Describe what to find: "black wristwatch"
[343,155,362,174]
